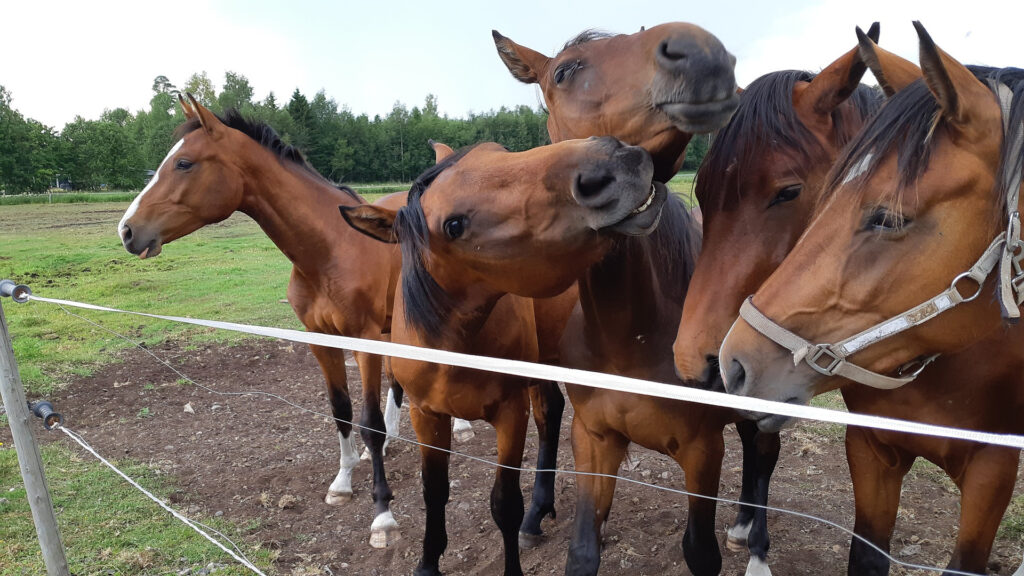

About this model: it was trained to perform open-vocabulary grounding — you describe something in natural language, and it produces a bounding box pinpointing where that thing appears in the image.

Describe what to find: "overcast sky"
[1,0,1021,130]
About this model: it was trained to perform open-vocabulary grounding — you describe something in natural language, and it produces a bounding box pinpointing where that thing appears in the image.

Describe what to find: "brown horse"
[707,25,1023,575]
[343,137,666,576]
[118,96,407,547]
[495,24,781,576]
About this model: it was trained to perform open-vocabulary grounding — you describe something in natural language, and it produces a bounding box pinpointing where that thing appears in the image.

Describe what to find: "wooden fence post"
[0,281,71,575]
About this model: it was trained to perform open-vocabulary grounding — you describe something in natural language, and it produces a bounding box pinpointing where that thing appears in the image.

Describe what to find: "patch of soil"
[7,339,1022,575]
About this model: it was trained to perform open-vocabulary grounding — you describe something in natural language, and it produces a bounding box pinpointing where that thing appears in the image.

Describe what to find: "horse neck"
[577,236,681,347]
[237,158,363,279]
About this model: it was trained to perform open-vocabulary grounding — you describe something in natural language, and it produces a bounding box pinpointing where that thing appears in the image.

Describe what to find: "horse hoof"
[518,531,544,549]
[370,511,400,548]
[725,534,747,552]
[325,490,353,506]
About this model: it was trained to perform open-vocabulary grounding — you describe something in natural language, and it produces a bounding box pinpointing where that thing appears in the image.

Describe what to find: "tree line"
[0,72,707,193]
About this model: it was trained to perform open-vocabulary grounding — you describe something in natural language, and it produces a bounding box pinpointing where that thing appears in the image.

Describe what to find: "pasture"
[0,193,1021,575]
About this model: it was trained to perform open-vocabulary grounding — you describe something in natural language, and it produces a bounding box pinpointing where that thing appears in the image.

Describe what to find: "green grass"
[1000,492,1024,540]
[0,192,140,206]
[0,444,274,575]
[0,201,307,396]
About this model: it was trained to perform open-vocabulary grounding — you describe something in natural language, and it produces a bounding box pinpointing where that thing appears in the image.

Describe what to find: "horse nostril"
[121,224,133,244]
[659,39,687,61]
[575,171,616,200]
[726,359,746,392]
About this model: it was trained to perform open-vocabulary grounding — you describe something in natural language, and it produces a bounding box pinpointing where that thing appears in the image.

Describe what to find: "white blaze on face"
[118,138,186,240]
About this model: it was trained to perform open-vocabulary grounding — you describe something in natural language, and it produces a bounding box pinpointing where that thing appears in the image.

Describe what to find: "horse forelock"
[696,70,819,212]
[395,145,479,341]
[824,65,1024,223]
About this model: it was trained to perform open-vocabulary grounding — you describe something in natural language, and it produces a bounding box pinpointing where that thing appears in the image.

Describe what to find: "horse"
[342,137,666,576]
[495,23,782,576]
[710,24,1023,575]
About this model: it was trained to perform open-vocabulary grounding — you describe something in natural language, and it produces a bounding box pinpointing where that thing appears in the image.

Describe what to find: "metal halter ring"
[950,272,984,302]
[895,354,940,378]
[807,345,843,376]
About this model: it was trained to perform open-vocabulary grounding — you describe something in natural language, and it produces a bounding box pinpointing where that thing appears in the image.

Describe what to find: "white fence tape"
[26,294,1024,450]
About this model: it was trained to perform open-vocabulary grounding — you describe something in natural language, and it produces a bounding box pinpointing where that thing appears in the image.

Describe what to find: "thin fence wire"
[58,425,266,576]
[43,299,1007,576]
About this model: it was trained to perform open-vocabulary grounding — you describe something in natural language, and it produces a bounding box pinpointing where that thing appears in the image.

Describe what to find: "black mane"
[175,109,362,203]
[394,146,479,341]
[696,69,882,211]
[825,65,1024,219]
[559,29,615,54]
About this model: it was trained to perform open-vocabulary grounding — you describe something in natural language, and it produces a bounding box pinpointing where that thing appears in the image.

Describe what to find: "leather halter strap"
[737,81,1023,390]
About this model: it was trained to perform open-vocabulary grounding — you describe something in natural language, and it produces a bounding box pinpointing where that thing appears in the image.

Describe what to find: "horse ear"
[858,25,920,97]
[492,30,549,84]
[428,139,455,164]
[186,93,224,137]
[797,22,879,116]
[340,205,398,244]
[914,21,993,132]
[178,94,196,120]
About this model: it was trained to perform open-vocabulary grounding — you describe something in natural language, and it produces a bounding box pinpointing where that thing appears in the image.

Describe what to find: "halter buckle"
[807,345,843,376]
[950,272,984,302]
[895,354,939,378]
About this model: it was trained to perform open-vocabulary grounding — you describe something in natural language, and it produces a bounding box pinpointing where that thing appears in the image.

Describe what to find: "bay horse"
[116,97,492,548]
[342,137,667,576]
[709,25,1023,575]
[495,24,782,576]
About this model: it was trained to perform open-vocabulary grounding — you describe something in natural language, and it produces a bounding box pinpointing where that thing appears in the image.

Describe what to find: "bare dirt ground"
[8,339,1023,575]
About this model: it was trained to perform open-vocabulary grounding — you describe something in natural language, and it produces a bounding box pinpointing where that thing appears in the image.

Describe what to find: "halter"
[737,82,1024,390]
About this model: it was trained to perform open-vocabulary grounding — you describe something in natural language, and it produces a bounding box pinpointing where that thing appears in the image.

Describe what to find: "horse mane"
[824,65,1024,221]
[644,194,702,303]
[394,145,479,340]
[559,29,615,54]
[696,69,883,212]
[174,109,363,204]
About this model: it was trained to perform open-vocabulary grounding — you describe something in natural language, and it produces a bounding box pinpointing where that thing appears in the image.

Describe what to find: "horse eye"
[767,184,802,208]
[553,59,581,85]
[443,216,466,240]
[175,159,194,171]
[554,67,567,84]
[865,208,908,232]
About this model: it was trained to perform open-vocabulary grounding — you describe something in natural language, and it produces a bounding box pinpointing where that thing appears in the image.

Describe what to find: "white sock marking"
[328,431,360,495]
[383,387,401,455]
[118,138,185,239]
[371,509,398,531]
[727,519,753,541]
[1012,553,1024,576]
[745,556,772,576]
[453,418,473,434]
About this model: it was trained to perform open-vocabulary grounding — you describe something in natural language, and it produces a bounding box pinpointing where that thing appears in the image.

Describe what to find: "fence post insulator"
[28,400,63,431]
[0,280,31,304]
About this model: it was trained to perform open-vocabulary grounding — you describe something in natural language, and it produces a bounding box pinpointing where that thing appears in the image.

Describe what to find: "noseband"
[737,82,1024,390]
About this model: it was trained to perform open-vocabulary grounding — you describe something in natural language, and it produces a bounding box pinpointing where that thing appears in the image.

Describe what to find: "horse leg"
[742,428,781,576]
[565,415,629,576]
[677,427,725,576]
[945,446,1020,575]
[410,405,452,576]
[728,420,760,550]
[352,350,399,548]
[845,426,913,576]
[491,394,529,576]
[520,380,565,548]
[309,345,361,506]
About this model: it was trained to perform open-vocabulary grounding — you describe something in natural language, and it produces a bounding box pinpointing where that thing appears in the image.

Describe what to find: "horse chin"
[658,93,739,134]
[603,182,668,236]
[753,413,793,434]
[138,241,163,260]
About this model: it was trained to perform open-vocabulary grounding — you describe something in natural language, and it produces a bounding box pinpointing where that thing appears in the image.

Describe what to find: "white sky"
[1,0,1021,130]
